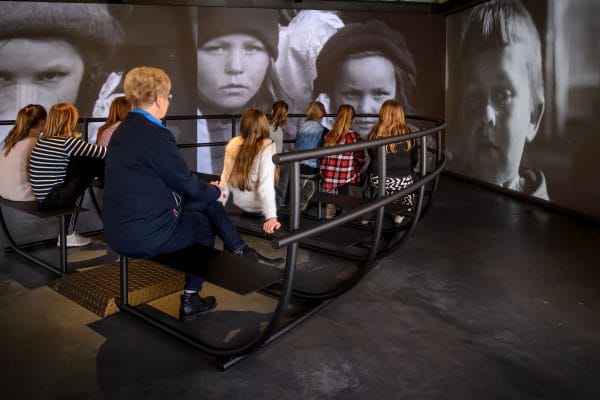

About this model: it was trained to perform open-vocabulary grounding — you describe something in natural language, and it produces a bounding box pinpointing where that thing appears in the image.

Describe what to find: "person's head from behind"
[325,104,355,147]
[124,67,172,120]
[230,107,270,191]
[3,104,46,155]
[42,103,79,140]
[368,99,412,153]
[0,3,122,140]
[97,96,131,142]
[196,8,283,113]
[458,0,544,187]
[314,20,416,134]
[305,101,326,122]
[269,100,288,130]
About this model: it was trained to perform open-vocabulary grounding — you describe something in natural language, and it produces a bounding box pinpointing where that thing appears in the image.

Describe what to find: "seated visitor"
[320,104,365,219]
[29,103,106,247]
[366,99,417,224]
[0,105,46,201]
[102,67,282,322]
[296,101,329,210]
[221,108,282,235]
[96,96,131,147]
[268,100,289,206]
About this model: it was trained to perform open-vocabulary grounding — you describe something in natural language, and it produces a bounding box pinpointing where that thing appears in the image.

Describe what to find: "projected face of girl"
[197,33,270,112]
[0,38,84,142]
[332,55,396,135]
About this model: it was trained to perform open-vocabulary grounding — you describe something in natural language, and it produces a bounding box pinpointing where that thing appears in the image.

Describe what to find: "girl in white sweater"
[220,108,281,234]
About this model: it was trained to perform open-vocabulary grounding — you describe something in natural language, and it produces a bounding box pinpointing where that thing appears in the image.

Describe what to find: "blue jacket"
[296,120,327,168]
[103,112,219,257]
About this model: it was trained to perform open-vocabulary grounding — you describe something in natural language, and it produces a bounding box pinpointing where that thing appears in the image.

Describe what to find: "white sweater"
[221,137,278,220]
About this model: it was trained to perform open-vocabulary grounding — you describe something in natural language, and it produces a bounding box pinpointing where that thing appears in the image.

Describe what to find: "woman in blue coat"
[103,66,282,322]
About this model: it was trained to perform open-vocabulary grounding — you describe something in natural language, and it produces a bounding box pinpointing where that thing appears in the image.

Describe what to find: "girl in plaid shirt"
[320,104,365,218]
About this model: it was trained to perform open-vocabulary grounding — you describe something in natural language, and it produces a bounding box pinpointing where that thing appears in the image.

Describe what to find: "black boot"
[238,246,284,267]
[179,292,216,322]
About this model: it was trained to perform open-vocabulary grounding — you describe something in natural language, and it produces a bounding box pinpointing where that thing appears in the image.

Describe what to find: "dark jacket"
[103,112,219,257]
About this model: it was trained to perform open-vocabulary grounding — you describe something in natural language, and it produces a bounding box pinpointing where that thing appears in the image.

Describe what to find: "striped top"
[29,136,106,201]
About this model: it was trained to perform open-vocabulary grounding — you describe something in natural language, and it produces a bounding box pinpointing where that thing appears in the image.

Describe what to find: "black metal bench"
[0,195,88,275]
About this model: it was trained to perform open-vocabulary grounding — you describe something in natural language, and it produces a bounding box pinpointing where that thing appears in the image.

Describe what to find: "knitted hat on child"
[0,2,123,55]
[313,20,416,97]
[197,7,279,60]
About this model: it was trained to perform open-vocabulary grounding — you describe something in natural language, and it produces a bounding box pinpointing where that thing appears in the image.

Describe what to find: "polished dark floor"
[1,175,599,399]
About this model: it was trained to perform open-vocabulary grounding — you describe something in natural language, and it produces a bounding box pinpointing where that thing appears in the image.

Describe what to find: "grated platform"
[48,259,184,317]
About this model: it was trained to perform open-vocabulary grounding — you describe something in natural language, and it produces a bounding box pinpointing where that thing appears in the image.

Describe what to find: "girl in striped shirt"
[29,103,106,247]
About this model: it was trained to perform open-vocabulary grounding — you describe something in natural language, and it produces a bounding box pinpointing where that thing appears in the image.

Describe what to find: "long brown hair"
[42,103,79,140]
[229,108,272,191]
[269,100,288,130]
[368,99,412,152]
[97,96,131,143]
[324,104,355,147]
[3,104,46,156]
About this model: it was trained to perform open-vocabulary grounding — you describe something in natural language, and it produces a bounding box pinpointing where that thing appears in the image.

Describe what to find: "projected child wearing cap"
[0,2,122,144]
[313,20,416,137]
[196,8,292,174]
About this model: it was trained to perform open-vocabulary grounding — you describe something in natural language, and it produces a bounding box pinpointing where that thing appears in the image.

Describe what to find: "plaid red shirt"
[320,131,365,192]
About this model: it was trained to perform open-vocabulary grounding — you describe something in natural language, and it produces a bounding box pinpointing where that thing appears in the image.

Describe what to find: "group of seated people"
[0,66,417,322]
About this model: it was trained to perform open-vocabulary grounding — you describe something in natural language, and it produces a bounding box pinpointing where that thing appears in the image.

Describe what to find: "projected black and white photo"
[446,0,600,218]
[313,20,417,138]
[0,2,123,144]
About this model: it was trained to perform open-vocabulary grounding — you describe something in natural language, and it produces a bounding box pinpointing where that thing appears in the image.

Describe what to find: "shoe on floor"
[57,231,92,247]
[179,293,216,322]
[239,247,284,267]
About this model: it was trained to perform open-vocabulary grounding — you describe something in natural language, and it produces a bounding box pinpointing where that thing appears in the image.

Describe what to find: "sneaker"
[393,215,405,225]
[239,247,284,267]
[57,231,92,247]
[179,292,216,321]
[299,180,316,211]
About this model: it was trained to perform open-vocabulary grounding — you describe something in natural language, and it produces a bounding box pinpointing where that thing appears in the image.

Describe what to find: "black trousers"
[40,157,104,233]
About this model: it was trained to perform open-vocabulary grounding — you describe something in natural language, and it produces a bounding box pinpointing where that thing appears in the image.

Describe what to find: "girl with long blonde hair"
[29,103,107,246]
[0,105,46,201]
[221,108,281,234]
[366,99,416,224]
[320,104,366,219]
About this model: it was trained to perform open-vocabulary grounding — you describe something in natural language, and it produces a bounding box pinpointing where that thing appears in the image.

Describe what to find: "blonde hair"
[97,96,131,143]
[3,104,46,156]
[123,66,171,107]
[269,100,288,130]
[42,103,79,140]
[229,108,273,191]
[368,99,412,152]
[324,104,355,147]
[305,101,326,121]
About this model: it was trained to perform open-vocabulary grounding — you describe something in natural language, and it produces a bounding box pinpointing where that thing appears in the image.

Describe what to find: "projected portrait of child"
[195,7,291,174]
[455,0,547,199]
[313,20,417,138]
[0,2,122,144]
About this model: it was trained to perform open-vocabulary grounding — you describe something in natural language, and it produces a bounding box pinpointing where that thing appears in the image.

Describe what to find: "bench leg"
[0,205,63,276]
[58,215,67,274]
[119,256,128,306]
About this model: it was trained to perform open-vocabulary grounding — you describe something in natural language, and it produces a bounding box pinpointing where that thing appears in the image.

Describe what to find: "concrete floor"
[1,175,599,399]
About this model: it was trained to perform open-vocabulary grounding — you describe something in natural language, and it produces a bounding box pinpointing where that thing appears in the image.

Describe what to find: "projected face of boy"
[460,44,539,187]
[197,33,270,112]
[0,38,84,142]
[332,55,396,135]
